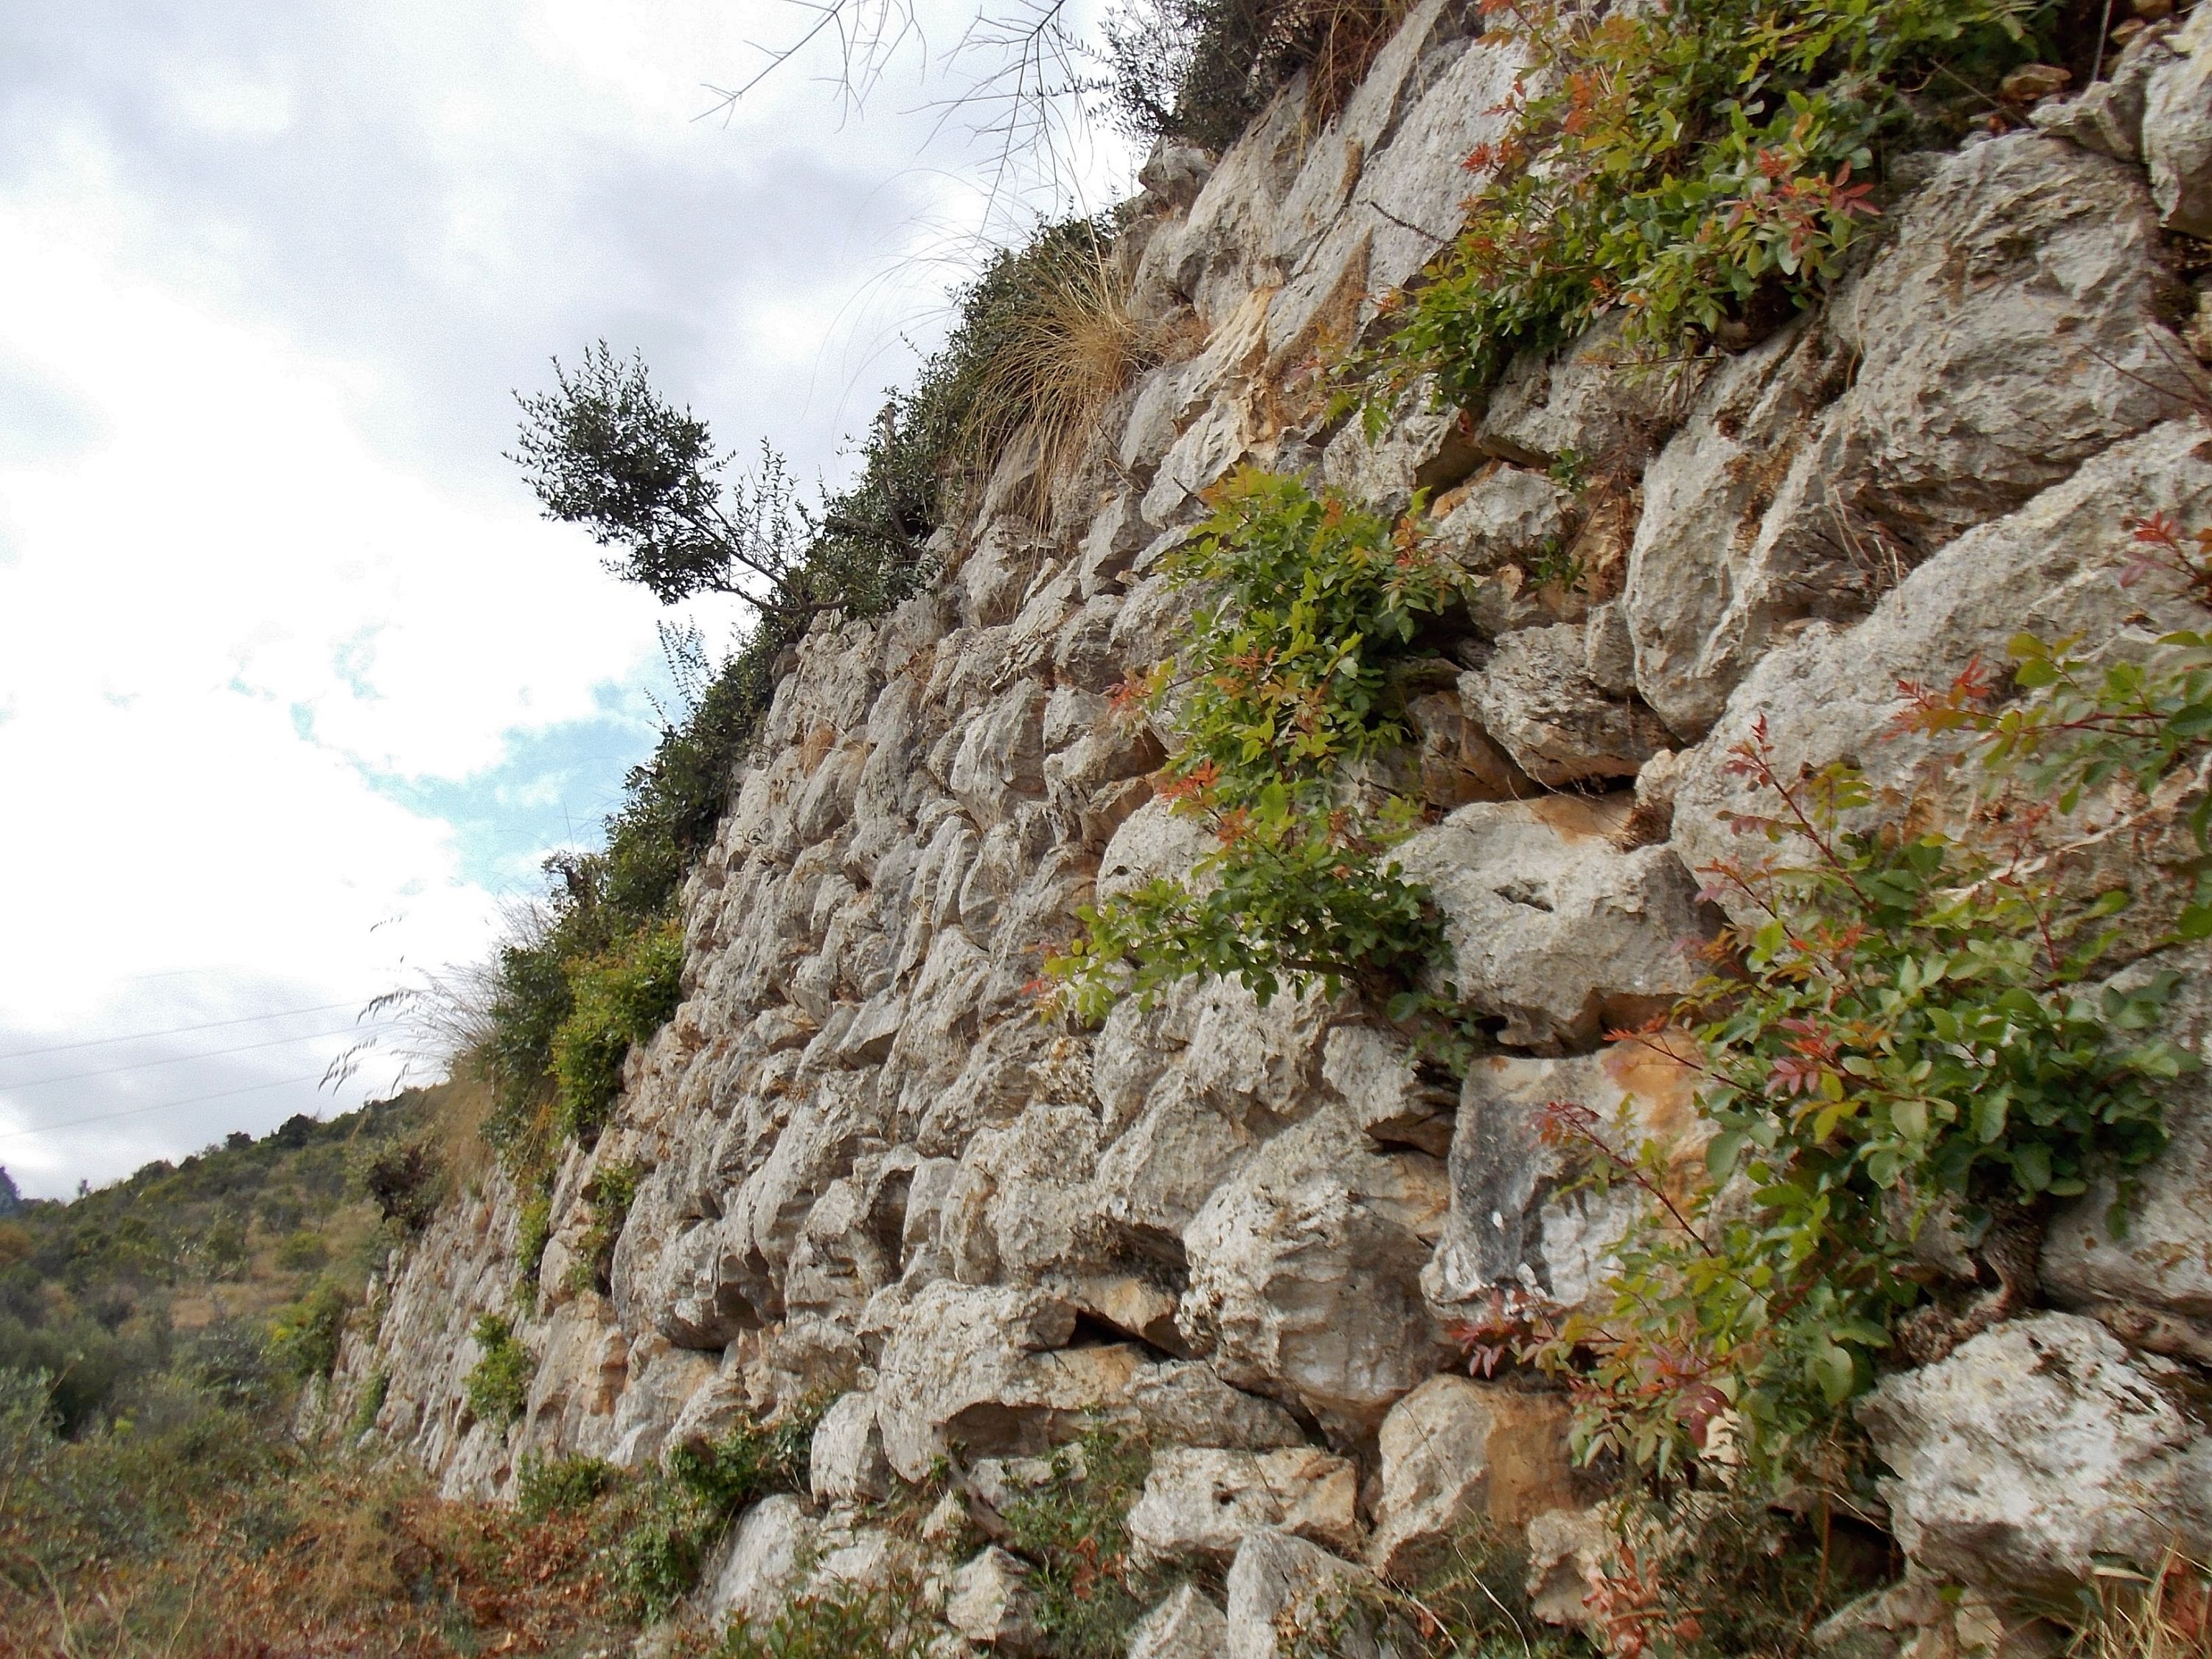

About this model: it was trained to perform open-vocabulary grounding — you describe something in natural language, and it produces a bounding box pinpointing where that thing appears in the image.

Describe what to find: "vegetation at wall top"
[479,215,1152,1186]
[1347,0,2060,415]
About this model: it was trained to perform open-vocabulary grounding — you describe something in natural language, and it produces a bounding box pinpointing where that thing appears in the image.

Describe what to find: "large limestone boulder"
[873,1281,1147,1481]
[945,1547,1044,1654]
[1396,795,1714,1046]
[1627,133,2188,739]
[1671,419,2212,922]
[2145,4,2212,236]
[1321,1024,1457,1156]
[1178,1107,1451,1432]
[707,1494,815,1627]
[1126,1361,1309,1451]
[1461,623,1673,787]
[1368,1376,1579,1582]
[1857,1312,2212,1595]
[1127,1446,1362,1563]
[809,1388,891,1503]
[1128,1584,1231,1659]
[1424,1040,1705,1318]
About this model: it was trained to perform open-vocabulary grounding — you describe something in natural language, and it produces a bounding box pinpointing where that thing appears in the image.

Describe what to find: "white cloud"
[0,0,1133,1197]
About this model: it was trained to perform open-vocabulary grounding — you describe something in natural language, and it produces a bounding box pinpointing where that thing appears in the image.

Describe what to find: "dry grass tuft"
[961,230,1169,517]
[2076,1554,2212,1659]
[1290,0,1415,131]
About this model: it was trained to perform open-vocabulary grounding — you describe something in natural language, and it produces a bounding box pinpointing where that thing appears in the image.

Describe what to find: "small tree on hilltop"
[512,342,824,619]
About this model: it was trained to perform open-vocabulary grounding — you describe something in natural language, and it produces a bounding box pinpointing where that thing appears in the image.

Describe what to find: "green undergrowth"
[1045,467,1461,1031]
[1345,0,2060,417]
[463,1312,535,1427]
[0,1093,428,1439]
[609,1401,827,1618]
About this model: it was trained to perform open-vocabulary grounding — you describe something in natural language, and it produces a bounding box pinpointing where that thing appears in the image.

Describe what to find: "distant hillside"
[0,1084,465,1432]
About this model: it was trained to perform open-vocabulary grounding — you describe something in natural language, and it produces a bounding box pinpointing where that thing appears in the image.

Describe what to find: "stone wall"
[335,1,2212,1644]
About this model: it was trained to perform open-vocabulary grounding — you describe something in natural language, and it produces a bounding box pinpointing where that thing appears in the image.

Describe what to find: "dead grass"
[2076,1554,2212,1659]
[0,1457,629,1659]
[961,232,1169,518]
[1294,0,1415,132]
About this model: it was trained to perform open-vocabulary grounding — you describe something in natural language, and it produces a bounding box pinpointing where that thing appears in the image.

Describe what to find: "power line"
[0,998,373,1063]
[0,1072,333,1141]
[0,1021,399,1091]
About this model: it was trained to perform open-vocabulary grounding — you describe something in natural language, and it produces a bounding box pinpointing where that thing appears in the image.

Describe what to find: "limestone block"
[1096,798,1214,904]
[1395,796,1714,1046]
[1671,420,2212,922]
[1402,689,1532,809]
[1476,313,1707,470]
[874,1281,1147,1481]
[946,1547,1043,1653]
[1321,389,1480,518]
[1225,1528,1387,1659]
[708,1494,815,1627]
[1427,465,1580,638]
[1096,1077,1259,1242]
[1321,1024,1456,1155]
[1368,1376,1579,1582]
[1461,625,1673,787]
[1178,1107,1452,1431]
[948,682,1048,829]
[1128,1446,1362,1563]
[1125,1361,1307,1452]
[1857,1312,2212,1593]
[810,1388,891,1503]
[1525,1505,1612,1630]
[1128,1583,1231,1659]
[1423,1041,1703,1318]
[2146,6,2212,235]
[2032,23,2177,160]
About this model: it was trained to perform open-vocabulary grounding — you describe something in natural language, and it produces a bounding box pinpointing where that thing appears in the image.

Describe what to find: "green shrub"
[717,1573,943,1658]
[551,920,684,1143]
[267,1277,354,1382]
[1047,468,1458,1023]
[516,1449,619,1520]
[1102,0,1411,152]
[514,1186,554,1295]
[998,1430,1159,1657]
[276,1229,329,1271]
[1478,513,2212,1481]
[562,1161,639,1297]
[349,1367,389,1438]
[1347,0,2052,415]
[463,1312,535,1428]
[352,1138,443,1232]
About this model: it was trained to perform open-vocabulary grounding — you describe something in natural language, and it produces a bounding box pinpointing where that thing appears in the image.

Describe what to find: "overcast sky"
[0,0,1133,1198]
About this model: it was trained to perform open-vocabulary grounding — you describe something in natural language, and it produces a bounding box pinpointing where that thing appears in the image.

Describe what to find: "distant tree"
[225,1131,253,1152]
[0,1165,17,1217]
[512,344,826,622]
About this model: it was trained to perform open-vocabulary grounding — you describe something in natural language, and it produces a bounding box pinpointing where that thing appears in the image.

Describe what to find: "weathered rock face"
[338,3,2212,1637]
[1858,1314,2212,1596]
[1624,133,2190,739]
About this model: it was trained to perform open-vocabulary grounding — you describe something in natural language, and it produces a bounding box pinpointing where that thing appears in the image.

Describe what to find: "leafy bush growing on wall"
[464,1312,535,1428]
[1467,512,2212,1484]
[1047,467,1460,1023]
[1346,0,2055,414]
